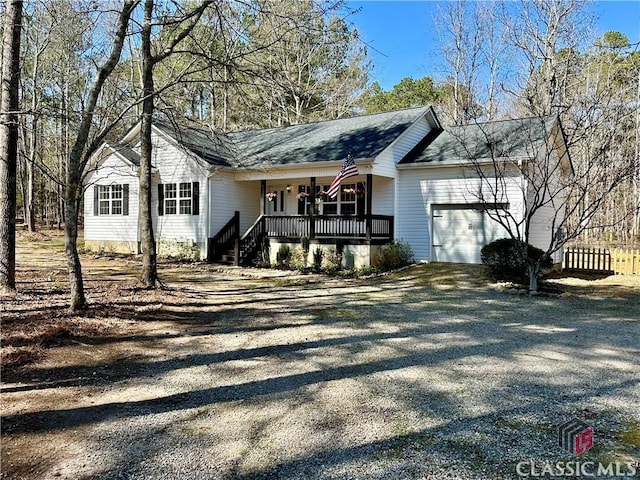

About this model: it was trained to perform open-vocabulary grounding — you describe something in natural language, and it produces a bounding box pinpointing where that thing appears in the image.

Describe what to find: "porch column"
[260,179,266,215]
[309,176,316,239]
[366,173,373,241]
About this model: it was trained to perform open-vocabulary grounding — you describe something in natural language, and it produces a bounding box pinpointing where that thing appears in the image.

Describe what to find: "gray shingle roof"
[228,107,429,167]
[401,116,554,165]
[112,145,140,166]
[143,111,553,171]
[154,121,239,167]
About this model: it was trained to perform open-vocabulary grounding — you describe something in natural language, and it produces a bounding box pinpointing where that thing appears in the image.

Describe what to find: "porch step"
[219,248,237,265]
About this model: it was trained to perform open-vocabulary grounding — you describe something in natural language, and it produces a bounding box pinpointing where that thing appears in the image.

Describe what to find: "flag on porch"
[327,152,358,198]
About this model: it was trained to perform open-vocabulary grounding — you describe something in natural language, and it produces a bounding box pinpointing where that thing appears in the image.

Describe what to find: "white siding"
[210,173,261,235]
[372,176,394,216]
[373,115,432,178]
[151,132,209,257]
[84,154,139,243]
[528,204,563,263]
[396,166,524,262]
[526,150,567,263]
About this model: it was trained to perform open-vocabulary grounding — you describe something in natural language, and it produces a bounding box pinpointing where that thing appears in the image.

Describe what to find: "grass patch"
[376,428,436,459]
[620,421,640,447]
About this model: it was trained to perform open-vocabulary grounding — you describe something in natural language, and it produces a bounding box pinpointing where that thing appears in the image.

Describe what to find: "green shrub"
[321,248,341,272]
[290,246,307,270]
[373,241,414,271]
[157,238,200,261]
[276,244,291,267]
[480,238,552,283]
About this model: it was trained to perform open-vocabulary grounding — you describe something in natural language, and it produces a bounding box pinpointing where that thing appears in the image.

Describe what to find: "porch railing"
[264,214,394,240]
[238,215,266,266]
[232,214,394,266]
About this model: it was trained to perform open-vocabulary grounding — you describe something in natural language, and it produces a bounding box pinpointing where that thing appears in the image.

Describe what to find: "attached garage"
[431,205,509,264]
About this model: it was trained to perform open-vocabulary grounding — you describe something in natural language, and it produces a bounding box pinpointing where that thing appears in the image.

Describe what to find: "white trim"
[395,156,532,170]
[374,106,440,168]
[234,159,374,181]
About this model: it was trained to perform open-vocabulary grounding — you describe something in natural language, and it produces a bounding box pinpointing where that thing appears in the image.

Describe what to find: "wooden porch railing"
[207,211,239,262]
[238,215,266,266]
[231,214,394,266]
[264,214,394,240]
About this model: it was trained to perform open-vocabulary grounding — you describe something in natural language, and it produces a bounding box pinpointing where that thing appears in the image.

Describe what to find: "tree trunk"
[64,184,86,309]
[64,0,135,310]
[139,0,158,288]
[0,0,23,293]
[528,264,539,294]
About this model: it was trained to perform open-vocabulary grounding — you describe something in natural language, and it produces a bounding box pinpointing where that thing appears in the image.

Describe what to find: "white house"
[83,107,571,267]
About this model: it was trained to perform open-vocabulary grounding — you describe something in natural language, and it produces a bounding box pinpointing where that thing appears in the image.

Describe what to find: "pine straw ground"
[1,231,639,479]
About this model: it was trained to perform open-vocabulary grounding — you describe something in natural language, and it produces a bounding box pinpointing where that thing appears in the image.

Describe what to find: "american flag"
[327,153,358,198]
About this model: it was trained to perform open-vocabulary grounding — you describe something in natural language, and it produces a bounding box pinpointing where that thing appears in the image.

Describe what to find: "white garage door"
[432,206,509,263]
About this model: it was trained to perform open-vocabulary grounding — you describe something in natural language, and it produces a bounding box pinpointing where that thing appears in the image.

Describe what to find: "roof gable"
[228,107,429,167]
[401,116,556,165]
[153,121,238,167]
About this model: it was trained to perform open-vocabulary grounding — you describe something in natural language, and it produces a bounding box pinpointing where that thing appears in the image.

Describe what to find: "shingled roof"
[154,121,239,167]
[228,107,430,167]
[401,116,555,165]
[112,145,140,166]
[144,110,554,171]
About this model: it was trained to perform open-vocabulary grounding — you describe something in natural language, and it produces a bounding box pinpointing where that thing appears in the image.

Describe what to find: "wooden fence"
[563,247,639,275]
[610,248,640,276]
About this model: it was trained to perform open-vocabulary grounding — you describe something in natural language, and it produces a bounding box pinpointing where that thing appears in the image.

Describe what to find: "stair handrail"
[240,214,265,241]
[238,215,266,265]
[208,211,239,261]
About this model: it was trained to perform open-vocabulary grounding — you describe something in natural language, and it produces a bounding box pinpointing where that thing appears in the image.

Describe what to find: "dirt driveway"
[1,235,639,479]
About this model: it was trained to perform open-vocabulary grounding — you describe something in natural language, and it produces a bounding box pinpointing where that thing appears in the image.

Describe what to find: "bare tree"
[434,0,488,124]
[0,0,23,293]
[65,0,137,310]
[455,112,635,293]
[136,0,213,288]
[434,0,639,288]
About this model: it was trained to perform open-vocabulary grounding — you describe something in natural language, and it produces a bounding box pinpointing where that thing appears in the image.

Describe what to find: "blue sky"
[347,1,640,90]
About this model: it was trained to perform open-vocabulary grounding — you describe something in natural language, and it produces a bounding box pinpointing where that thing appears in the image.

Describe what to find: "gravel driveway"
[2,263,639,479]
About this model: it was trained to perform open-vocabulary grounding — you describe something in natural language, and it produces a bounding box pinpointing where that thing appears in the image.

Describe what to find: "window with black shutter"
[159,182,199,215]
[94,184,129,215]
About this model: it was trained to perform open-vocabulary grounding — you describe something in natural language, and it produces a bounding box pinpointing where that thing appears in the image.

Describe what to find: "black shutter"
[94,185,99,216]
[158,184,164,216]
[192,181,199,215]
[122,184,129,216]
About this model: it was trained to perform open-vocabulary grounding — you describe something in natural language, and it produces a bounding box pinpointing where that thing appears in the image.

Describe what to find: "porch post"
[366,173,373,241]
[260,180,267,215]
[309,176,316,239]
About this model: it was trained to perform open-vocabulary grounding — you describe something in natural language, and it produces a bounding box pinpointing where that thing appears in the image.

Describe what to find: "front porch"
[208,212,394,267]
